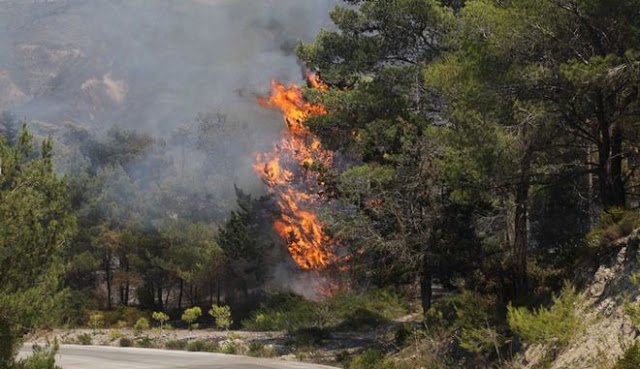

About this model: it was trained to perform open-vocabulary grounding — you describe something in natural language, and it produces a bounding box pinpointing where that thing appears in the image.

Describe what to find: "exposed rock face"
[520,231,640,369]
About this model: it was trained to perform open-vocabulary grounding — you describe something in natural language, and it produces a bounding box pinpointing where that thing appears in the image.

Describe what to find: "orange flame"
[253,76,338,271]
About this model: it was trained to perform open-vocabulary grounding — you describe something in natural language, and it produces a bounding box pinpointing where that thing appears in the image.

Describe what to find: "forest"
[2,0,640,368]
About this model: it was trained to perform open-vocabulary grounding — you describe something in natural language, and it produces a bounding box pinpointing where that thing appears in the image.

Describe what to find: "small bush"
[182,307,202,330]
[152,311,170,331]
[586,207,639,251]
[338,307,388,331]
[15,343,61,369]
[394,323,413,347]
[243,293,320,331]
[103,307,144,327]
[614,342,640,369]
[221,342,238,354]
[76,333,92,345]
[88,311,104,331]
[165,340,187,350]
[108,329,122,341]
[243,289,406,332]
[349,349,387,369]
[186,340,218,352]
[119,337,133,347]
[209,304,233,330]
[136,336,154,348]
[293,327,332,346]
[507,281,582,348]
[247,341,276,357]
[134,317,150,333]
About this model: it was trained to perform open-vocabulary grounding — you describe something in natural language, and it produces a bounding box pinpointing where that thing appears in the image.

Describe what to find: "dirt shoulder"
[25,326,391,367]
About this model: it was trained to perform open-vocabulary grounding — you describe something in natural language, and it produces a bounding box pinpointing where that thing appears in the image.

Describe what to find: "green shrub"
[221,342,238,354]
[242,294,323,331]
[103,307,144,327]
[247,341,276,357]
[108,329,122,341]
[586,207,639,251]
[152,312,170,331]
[136,336,154,348]
[394,323,413,347]
[209,304,233,330]
[76,333,92,345]
[292,327,332,346]
[614,342,640,369]
[134,317,150,333]
[243,289,406,332]
[186,340,218,352]
[452,291,503,356]
[349,349,386,369]
[332,289,407,322]
[182,307,202,330]
[507,281,582,348]
[119,337,133,347]
[88,311,104,331]
[15,343,61,369]
[165,340,187,350]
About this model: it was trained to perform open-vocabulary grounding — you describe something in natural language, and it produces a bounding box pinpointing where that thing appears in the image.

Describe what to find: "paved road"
[19,345,338,369]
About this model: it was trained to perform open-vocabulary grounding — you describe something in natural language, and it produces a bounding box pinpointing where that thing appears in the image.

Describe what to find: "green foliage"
[136,336,155,348]
[164,340,187,350]
[14,343,61,369]
[181,307,202,330]
[243,289,406,332]
[88,312,104,331]
[186,340,218,352]
[508,282,582,348]
[76,333,92,346]
[102,307,144,328]
[453,291,502,355]
[208,304,232,330]
[108,329,122,341]
[0,126,76,367]
[151,312,170,331]
[292,327,332,346]
[133,317,150,333]
[586,208,640,250]
[614,342,640,369]
[394,323,413,347]
[119,337,133,347]
[242,294,327,331]
[349,349,390,369]
[220,342,238,355]
[247,342,276,358]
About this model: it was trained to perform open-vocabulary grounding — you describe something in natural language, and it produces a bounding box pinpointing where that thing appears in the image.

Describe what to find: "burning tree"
[253,75,343,274]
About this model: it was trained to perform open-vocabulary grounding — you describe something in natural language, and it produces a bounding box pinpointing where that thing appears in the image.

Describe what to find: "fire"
[253,75,338,271]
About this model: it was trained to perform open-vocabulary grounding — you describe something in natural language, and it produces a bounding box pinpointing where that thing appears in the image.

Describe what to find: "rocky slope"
[518,231,640,369]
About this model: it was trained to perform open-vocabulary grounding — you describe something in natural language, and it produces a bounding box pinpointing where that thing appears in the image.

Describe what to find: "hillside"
[515,232,640,369]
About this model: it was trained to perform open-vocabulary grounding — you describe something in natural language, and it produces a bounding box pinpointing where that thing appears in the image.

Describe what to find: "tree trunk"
[610,121,625,206]
[420,254,432,313]
[157,285,163,311]
[512,179,529,299]
[596,92,626,209]
[104,253,112,310]
[0,319,16,367]
[178,279,184,310]
[124,281,130,306]
[216,277,221,305]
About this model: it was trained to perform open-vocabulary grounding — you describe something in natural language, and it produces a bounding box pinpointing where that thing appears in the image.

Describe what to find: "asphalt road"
[19,345,339,369]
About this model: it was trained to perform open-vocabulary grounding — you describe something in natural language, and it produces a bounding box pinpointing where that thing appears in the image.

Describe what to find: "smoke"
[0,0,342,297]
[0,0,337,194]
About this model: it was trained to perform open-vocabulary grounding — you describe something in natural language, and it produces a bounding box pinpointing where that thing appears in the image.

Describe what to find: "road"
[19,345,339,369]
